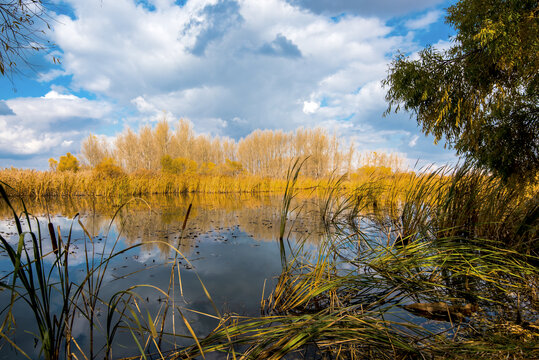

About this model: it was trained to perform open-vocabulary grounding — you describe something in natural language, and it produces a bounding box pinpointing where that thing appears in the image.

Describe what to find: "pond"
[0,194,325,359]
[1,192,536,359]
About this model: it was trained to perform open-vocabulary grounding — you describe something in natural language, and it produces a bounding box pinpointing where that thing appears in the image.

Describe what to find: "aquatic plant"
[173,164,539,359]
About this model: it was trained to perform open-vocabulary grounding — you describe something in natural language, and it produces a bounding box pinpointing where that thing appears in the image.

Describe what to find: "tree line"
[49,119,405,179]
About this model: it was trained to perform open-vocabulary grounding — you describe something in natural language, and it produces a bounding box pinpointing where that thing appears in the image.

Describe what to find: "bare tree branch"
[0,1,57,80]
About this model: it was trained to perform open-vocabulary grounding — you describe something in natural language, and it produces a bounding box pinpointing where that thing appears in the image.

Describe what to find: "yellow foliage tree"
[57,153,79,172]
[217,159,243,176]
[161,155,198,174]
[199,162,216,175]
[48,158,58,171]
[93,157,125,178]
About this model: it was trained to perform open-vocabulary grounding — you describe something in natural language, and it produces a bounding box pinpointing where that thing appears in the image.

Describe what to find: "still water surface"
[0,194,324,359]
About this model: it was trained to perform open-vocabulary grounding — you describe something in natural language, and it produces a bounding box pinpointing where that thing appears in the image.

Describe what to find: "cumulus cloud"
[11,0,456,167]
[0,90,113,160]
[51,1,406,129]
[0,101,15,116]
[131,96,158,113]
[186,0,244,56]
[258,34,302,58]
[37,69,67,83]
[302,100,319,114]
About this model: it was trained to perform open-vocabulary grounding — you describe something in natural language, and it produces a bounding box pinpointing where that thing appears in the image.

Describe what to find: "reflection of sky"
[0,197,288,359]
[0,215,123,269]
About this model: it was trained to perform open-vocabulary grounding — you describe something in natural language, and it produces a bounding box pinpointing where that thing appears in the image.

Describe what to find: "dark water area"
[0,194,324,359]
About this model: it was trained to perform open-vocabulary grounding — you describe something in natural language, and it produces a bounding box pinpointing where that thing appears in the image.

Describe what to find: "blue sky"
[0,0,457,169]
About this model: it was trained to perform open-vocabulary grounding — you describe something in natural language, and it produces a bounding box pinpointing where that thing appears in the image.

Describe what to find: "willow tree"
[384,0,538,182]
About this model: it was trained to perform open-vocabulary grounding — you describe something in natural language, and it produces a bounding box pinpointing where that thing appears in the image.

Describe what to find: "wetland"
[0,169,537,359]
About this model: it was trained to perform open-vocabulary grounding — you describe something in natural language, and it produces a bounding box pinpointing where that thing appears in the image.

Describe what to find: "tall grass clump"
[0,168,321,197]
[0,182,75,360]
[1,163,536,359]
[0,183,180,359]
[174,164,538,359]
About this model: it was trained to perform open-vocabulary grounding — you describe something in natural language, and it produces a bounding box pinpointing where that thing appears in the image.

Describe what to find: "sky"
[0,0,458,170]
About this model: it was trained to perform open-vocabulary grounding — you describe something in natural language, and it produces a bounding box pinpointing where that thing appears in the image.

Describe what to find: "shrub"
[57,152,80,172]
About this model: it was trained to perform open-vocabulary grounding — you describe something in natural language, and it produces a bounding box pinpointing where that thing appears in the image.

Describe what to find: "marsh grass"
[0,168,316,197]
[0,182,192,359]
[0,166,426,198]
[0,180,242,359]
[0,181,78,360]
[174,164,538,359]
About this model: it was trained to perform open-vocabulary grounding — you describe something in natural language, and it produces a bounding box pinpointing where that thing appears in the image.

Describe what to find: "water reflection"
[0,194,326,251]
[0,194,326,359]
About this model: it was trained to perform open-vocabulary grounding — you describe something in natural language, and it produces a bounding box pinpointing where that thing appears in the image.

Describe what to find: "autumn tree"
[153,119,171,162]
[169,118,195,159]
[57,152,79,172]
[115,128,142,172]
[199,162,216,175]
[87,119,369,179]
[93,157,125,178]
[48,157,58,171]
[358,152,405,171]
[217,159,243,176]
[384,0,538,182]
[80,134,111,167]
[161,155,197,174]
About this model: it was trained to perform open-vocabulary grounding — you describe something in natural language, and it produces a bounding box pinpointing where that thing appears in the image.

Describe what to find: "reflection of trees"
[0,194,325,255]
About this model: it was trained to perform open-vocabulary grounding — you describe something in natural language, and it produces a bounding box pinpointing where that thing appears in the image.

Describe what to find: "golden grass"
[0,167,415,197]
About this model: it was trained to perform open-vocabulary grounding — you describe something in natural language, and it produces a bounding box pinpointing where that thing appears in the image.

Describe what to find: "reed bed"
[0,167,422,198]
[172,165,538,359]
[0,168,322,197]
[0,182,201,360]
[170,238,537,359]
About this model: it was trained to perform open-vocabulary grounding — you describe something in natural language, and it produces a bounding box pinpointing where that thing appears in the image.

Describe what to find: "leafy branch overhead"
[383,0,538,182]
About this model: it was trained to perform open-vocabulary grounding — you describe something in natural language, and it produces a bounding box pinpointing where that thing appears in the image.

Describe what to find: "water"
[1,193,510,359]
[0,194,324,359]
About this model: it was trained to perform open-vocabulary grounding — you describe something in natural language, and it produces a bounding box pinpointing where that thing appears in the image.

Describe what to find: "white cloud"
[408,135,419,147]
[285,0,445,17]
[37,69,67,83]
[0,90,113,159]
[131,96,158,113]
[6,0,456,168]
[43,90,79,100]
[302,100,319,114]
[404,10,442,30]
[0,121,62,156]
[0,101,14,115]
[50,1,410,131]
